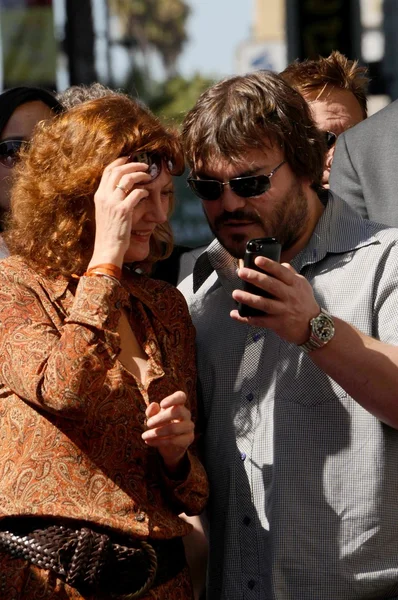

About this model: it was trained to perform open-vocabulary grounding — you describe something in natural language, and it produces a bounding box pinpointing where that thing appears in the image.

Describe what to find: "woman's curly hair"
[4,94,184,278]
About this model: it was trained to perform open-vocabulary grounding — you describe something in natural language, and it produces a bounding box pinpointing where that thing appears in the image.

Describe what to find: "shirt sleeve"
[158,289,209,515]
[374,241,398,345]
[329,133,369,219]
[0,273,128,418]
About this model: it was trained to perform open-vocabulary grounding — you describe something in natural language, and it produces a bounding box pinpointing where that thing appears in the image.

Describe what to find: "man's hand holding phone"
[232,238,320,345]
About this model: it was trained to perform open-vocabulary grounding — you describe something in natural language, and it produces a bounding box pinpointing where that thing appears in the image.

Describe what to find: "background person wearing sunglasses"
[179,69,398,600]
[281,50,368,188]
[0,86,63,258]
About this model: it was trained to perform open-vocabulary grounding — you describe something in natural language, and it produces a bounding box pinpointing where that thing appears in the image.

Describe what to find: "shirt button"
[240,452,246,461]
[243,516,251,526]
[252,332,261,342]
[135,513,145,522]
[246,392,254,402]
[248,579,256,590]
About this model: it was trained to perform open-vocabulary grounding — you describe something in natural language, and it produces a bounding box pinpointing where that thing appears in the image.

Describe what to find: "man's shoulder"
[335,197,398,243]
[340,211,398,258]
[341,99,398,145]
[366,220,398,246]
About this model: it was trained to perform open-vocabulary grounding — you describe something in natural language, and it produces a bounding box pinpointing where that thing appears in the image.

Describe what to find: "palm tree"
[65,0,97,84]
[109,0,190,79]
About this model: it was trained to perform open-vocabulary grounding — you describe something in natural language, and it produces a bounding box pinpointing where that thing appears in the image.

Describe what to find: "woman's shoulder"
[0,256,69,299]
[0,255,35,281]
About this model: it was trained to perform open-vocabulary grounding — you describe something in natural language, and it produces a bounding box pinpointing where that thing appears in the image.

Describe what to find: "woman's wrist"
[84,263,122,281]
[88,247,125,271]
[161,452,190,480]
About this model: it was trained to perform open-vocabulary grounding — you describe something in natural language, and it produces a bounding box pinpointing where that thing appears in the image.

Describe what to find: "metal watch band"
[299,308,335,353]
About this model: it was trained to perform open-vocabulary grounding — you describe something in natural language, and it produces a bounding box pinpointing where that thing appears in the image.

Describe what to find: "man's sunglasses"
[0,139,26,169]
[187,160,286,201]
[128,151,175,181]
[324,131,337,149]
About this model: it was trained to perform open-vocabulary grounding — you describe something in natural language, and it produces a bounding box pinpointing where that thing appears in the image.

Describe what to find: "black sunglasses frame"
[0,139,27,169]
[187,160,286,202]
[324,131,337,150]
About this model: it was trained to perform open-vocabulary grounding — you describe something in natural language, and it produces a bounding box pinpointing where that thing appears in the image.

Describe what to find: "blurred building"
[236,0,391,114]
[236,0,287,73]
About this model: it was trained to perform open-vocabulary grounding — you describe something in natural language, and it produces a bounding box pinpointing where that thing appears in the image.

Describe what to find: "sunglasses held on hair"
[187,160,286,201]
[128,152,176,181]
[0,139,27,168]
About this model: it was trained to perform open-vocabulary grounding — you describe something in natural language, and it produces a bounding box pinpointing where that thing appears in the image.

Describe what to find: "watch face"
[313,314,335,342]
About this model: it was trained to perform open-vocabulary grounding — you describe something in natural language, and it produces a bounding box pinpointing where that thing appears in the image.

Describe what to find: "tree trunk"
[64,0,97,85]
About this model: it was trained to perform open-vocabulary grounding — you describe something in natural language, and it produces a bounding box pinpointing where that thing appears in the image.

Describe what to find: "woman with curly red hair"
[0,94,208,599]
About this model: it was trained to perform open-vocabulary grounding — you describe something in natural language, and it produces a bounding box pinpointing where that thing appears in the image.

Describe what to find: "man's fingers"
[253,257,297,284]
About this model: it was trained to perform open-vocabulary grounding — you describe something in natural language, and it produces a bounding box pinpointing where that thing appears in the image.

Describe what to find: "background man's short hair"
[280,50,369,118]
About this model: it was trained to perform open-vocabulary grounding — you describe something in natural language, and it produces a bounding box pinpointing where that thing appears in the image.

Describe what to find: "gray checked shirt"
[179,193,398,600]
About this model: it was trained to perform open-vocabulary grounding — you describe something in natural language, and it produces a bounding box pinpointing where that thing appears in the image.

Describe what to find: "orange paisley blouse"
[0,256,208,599]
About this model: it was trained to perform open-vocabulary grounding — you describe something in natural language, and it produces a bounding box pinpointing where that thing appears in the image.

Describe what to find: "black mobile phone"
[238,237,282,317]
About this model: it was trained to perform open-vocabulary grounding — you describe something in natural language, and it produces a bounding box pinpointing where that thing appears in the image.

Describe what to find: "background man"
[281,50,368,187]
[179,70,398,600]
[330,98,398,224]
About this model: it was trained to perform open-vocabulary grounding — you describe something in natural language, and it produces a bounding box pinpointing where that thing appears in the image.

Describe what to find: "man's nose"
[219,186,247,212]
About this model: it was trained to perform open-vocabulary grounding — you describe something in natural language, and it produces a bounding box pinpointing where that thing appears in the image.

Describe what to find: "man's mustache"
[214,210,263,229]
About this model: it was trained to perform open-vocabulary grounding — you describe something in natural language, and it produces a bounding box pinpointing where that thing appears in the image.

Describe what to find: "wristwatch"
[299,307,335,353]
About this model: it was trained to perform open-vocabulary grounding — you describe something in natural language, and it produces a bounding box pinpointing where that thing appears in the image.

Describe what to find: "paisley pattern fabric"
[0,256,208,599]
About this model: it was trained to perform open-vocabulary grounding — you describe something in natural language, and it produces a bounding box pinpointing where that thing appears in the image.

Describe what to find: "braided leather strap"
[65,527,110,589]
[0,525,157,599]
[113,541,157,600]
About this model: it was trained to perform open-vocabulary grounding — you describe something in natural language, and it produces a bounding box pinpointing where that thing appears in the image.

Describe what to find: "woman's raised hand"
[88,157,151,269]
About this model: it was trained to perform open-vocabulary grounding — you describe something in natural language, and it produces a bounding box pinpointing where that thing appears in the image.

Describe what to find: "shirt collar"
[193,238,235,293]
[192,191,380,292]
[290,191,380,272]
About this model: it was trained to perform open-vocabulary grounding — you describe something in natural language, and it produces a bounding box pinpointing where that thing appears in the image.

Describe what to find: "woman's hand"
[142,391,195,475]
[88,157,152,269]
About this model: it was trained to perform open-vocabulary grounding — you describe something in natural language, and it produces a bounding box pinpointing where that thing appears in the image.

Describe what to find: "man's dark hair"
[182,70,326,189]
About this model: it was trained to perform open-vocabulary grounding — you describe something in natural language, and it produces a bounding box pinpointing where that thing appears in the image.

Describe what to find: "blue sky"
[52,0,254,88]
[178,0,254,79]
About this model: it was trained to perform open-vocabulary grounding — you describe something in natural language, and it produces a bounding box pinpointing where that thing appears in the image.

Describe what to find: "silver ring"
[115,183,129,195]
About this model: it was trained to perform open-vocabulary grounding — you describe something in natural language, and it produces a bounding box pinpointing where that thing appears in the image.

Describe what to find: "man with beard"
[179,70,398,600]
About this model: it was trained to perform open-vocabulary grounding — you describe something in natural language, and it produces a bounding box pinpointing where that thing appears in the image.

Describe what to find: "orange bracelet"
[84,263,122,280]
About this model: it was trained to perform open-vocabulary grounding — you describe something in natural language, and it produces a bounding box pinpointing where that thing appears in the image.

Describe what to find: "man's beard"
[204,180,309,259]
